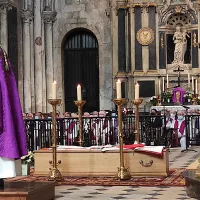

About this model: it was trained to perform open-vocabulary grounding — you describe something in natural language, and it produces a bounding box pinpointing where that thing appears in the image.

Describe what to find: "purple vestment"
[0,47,27,159]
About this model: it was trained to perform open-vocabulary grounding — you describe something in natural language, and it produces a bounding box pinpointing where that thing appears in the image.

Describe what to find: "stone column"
[42,10,57,112]
[116,1,127,103]
[0,4,11,52]
[20,9,33,113]
[156,8,159,71]
[118,8,126,72]
[30,19,35,112]
[130,7,135,72]
[128,7,134,100]
[198,9,200,70]
[34,0,43,112]
[141,6,149,73]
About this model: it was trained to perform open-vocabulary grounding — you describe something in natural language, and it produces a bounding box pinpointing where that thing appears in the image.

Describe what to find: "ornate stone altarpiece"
[158,0,197,73]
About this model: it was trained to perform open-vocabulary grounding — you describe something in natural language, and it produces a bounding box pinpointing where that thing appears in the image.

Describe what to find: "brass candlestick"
[113,98,131,180]
[74,100,86,146]
[47,99,63,181]
[132,99,143,144]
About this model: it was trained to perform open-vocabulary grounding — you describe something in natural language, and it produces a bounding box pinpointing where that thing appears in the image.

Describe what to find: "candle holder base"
[117,166,131,180]
[113,98,127,105]
[74,100,86,107]
[48,168,64,181]
[132,99,143,105]
[48,99,62,106]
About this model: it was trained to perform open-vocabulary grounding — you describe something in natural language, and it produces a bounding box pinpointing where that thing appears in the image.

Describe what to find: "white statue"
[172,26,189,64]
[182,30,190,61]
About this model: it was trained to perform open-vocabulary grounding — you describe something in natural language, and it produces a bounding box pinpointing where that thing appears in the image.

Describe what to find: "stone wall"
[53,0,113,112]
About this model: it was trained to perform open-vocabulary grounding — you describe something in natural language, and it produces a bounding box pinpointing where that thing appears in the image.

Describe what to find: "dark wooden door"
[64,29,99,113]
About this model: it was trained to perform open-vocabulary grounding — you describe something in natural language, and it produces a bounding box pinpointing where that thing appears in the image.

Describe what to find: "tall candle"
[52,81,57,99]
[116,79,122,99]
[192,76,194,91]
[158,79,161,95]
[162,77,165,92]
[77,84,82,100]
[188,73,190,88]
[166,74,169,89]
[196,79,198,94]
[135,83,140,100]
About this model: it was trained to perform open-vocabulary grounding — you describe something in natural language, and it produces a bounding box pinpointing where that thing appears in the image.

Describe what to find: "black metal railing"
[24,115,200,151]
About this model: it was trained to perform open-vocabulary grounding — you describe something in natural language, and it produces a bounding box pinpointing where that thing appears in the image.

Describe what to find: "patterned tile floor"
[55,147,200,200]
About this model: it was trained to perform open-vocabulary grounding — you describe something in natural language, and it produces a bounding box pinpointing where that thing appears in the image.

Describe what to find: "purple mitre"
[172,87,185,103]
[0,46,28,159]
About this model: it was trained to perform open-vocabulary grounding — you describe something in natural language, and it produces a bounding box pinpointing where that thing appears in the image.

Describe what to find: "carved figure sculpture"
[172,26,189,64]
[182,30,190,61]
[161,0,171,13]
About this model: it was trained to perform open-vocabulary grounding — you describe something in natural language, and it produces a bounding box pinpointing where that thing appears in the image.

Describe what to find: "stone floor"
[55,147,200,200]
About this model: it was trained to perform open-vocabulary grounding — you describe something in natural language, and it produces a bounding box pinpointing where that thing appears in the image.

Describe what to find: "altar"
[34,147,169,177]
[151,105,200,112]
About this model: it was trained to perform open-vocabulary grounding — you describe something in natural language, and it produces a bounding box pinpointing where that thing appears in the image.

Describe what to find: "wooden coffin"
[34,149,169,177]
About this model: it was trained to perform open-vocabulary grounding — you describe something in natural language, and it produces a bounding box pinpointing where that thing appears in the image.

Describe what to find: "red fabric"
[173,120,185,147]
[116,144,145,149]
[174,120,185,135]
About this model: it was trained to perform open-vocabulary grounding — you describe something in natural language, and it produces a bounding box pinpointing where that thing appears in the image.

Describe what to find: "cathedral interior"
[1,1,200,199]
[1,0,200,113]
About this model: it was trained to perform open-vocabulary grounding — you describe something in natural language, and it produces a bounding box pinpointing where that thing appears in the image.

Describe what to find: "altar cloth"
[151,105,200,112]
[44,144,165,156]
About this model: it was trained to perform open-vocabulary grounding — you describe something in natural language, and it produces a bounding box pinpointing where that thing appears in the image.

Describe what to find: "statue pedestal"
[167,64,191,72]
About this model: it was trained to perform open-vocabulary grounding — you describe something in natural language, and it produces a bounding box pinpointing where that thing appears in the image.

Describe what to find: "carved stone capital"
[42,11,57,24]
[117,0,127,7]
[115,4,130,16]
[141,4,149,13]
[0,3,12,13]
[20,10,33,23]
[0,0,14,7]
[130,2,157,13]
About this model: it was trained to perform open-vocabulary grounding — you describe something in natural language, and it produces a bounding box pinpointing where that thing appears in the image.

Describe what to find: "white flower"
[21,156,26,160]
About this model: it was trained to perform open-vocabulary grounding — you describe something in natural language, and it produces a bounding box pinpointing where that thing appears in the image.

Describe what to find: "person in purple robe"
[0,46,27,189]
